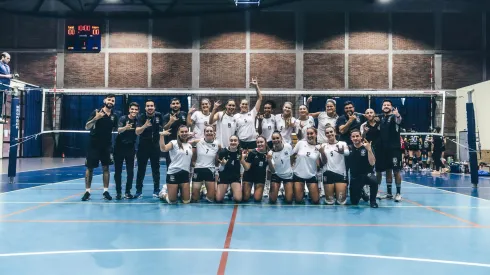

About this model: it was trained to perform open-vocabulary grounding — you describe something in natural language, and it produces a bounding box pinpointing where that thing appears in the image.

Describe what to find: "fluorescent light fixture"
[235,0,261,6]
[378,0,391,3]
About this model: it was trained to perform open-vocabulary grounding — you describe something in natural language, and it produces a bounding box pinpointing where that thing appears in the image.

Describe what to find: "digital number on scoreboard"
[65,24,102,53]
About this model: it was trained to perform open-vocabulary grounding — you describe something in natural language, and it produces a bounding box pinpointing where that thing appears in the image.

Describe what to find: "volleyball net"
[30,88,446,158]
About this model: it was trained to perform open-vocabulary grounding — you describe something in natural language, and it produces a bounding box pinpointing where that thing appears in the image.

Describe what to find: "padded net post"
[466,91,479,186]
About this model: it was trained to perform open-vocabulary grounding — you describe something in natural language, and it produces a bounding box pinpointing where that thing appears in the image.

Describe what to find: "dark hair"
[382,99,393,106]
[306,127,317,135]
[145,99,155,105]
[263,100,277,109]
[256,135,269,152]
[344,101,353,107]
[105,93,116,99]
[171,98,180,103]
[129,102,139,109]
[350,129,361,136]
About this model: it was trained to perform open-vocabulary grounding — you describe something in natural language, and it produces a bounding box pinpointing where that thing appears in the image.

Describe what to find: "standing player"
[81,94,118,201]
[320,126,350,205]
[135,99,164,198]
[421,133,433,171]
[191,126,219,203]
[159,125,193,204]
[376,100,403,202]
[291,127,321,204]
[405,126,423,170]
[162,98,188,169]
[267,131,294,204]
[241,136,269,202]
[187,98,213,140]
[236,77,263,150]
[256,100,277,148]
[209,99,237,148]
[113,102,139,200]
[346,130,378,208]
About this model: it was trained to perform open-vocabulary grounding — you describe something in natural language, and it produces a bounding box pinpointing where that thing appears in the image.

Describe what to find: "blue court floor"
[1,161,490,275]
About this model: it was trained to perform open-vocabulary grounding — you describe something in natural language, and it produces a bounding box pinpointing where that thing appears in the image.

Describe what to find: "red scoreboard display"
[65,23,102,52]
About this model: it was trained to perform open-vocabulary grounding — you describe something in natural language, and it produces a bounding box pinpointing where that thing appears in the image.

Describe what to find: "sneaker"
[363,185,370,197]
[133,191,142,199]
[394,193,402,202]
[377,193,387,200]
[103,191,112,200]
[325,197,335,205]
[115,193,122,200]
[81,191,91,201]
[153,189,160,198]
[370,202,379,208]
[386,193,393,200]
[125,193,134,199]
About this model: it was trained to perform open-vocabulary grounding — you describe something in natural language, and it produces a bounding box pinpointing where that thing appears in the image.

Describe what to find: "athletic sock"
[103,188,108,192]
[86,189,90,193]
[396,184,401,194]
[386,183,392,195]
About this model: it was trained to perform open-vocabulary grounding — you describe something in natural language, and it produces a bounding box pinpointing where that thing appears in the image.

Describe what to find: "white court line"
[402,187,490,189]
[0,201,488,209]
[0,163,83,175]
[402,180,490,203]
[0,247,489,268]
[0,176,90,196]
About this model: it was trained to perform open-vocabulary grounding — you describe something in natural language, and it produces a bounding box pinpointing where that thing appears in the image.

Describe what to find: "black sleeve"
[113,114,119,131]
[118,116,126,128]
[335,116,345,132]
[218,148,227,161]
[245,150,255,163]
[136,114,146,127]
[162,113,170,127]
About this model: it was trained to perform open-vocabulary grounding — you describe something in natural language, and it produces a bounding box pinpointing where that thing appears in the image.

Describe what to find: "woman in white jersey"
[295,104,316,141]
[308,98,339,144]
[209,99,237,148]
[241,136,269,202]
[236,78,263,150]
[216,135,243,203]
[159,125,193,204]
[320,125,350,205]
[275,102,296,145]
[291,127,321,204]
[257,100,276,148]
[187,98,214,140]
[190,126,220,203]
[267,131,294,204]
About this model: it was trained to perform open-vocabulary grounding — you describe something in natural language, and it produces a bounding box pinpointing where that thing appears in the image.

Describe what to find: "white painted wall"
[456,81,490,154]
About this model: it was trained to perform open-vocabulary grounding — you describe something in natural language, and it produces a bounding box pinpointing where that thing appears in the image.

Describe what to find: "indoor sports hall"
[1,0,490,274]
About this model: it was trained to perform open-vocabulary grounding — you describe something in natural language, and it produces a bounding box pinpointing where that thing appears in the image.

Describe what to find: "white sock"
[103,188,108,192]
[86,189,90,193]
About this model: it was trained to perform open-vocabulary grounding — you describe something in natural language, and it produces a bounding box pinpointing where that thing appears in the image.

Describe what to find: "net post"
[41,88,46,133]
[7,86,20,183]
[466,89,478,187]
[440,90,446,136]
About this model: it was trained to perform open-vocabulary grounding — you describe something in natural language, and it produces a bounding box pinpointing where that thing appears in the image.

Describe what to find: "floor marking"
[0,163,84,175]
[0,177,88,196]
[217,205,238,275]
[0,219,486,229]
[0,248,489,268]
[402,186,490,189]
[402,180,490,202]
[403,198,481,227]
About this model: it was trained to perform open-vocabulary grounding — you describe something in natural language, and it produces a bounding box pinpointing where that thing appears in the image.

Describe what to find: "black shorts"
[218,177,241,185]
[292,174,317,184]
[323,171,347,184]
[408,145,420,151]
[375,148,402,172]
[193,168,215,182]
[243,170,266,184]
[271,174,293,184]
[240,140,257,150]
[166,170,190,184]
[85,145,112,169]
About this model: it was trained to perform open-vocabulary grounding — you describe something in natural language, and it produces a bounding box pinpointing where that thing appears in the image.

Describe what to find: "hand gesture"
[348,112,357,122]
[125,121,133,130]
[319,145,325,154]
[336,144,345,154]
[214,100,222,110]
[160,130,171,136]
[94,109,105,120]
[189,105,196,114]
[241,150,248,159]
[307,96,313,104]
[266,152,272,161]
[220,158,228,165]
[257,113,264,121]
[250,77,258,88]
[144,119,152,128]
[362,139,372,150]
[393,107,399,117]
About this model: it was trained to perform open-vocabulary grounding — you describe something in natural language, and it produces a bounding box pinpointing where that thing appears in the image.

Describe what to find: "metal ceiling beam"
[56,0,81,11]
[33,0,46,11]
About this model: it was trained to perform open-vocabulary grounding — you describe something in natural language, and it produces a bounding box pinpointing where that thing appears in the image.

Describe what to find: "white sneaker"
[263,181,270,198]
[377,192,387,199]
[363,185,370,197]
[394,193,402,202]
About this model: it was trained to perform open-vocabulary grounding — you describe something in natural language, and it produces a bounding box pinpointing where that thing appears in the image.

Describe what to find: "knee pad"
[165,196,177,204]
[205,196,214,203]
[182,199,191,204]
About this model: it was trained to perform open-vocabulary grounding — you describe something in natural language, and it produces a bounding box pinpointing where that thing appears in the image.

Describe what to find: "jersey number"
[268,126,271,130]
[306,152,311,157]
[330,151,334,157]
[206,149,209,154]
[244,119,247,123]
[186,150,189,155]
[228,123,231,128]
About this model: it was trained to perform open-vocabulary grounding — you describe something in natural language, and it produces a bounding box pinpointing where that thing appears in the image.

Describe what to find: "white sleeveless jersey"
[258,116,276,142]
[168,140,193,174]
[317,112,338,144]
[269,143,293,179]
[191,111,213,139]
[275,114,297,145]
[236,108,258,142]
[321,141,349,176]
[292,140,321,179]
[216,112,237,148]
[295,116,316,141]
[195,139,220,171]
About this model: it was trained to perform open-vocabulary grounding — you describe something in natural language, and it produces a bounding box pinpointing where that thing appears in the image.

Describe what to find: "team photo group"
[81,78,433,209]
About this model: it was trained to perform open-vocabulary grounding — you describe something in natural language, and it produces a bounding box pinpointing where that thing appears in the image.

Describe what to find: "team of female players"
[157,79,381,208]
